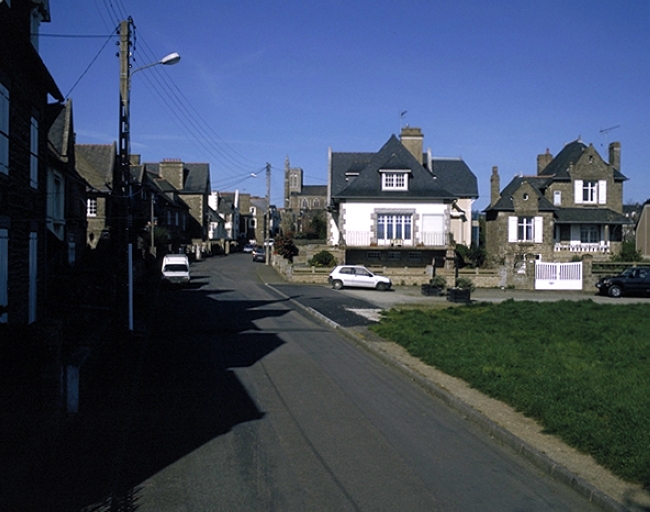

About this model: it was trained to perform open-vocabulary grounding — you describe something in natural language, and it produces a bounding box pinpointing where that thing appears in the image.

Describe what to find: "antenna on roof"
[599,125,620,147]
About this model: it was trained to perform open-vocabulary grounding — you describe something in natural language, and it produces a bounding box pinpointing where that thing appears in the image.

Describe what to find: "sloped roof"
[539,140,626,181]
[554,208,629,224]
[46,100,73,160]
[486,175,556,212]
[183,163,210,194]
[75,143,116,192]
[430,157,479,198]
[331,135,463,201]
[297,185,327,196]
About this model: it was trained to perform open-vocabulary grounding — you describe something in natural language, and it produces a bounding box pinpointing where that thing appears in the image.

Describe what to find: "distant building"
[283,156,327,235]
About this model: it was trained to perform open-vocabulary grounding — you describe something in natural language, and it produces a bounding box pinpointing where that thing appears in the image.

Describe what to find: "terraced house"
[327,127,478,267]
[485,139,629,263]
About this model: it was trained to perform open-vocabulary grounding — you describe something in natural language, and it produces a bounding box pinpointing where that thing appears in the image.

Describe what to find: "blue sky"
[40,0,650,209]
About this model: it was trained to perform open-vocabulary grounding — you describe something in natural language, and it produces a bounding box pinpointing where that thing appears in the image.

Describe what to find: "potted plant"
[421,275,447,296]
[447,276,474,303]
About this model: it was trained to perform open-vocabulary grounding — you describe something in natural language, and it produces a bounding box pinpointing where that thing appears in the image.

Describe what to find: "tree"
[274,234,299,263]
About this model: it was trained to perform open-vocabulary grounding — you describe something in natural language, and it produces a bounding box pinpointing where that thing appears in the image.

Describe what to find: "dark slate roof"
[539,140,626,181]
[46,100,73,160]
[430,157,479,198]
[331,135,462,201]
[75,144,116,192]
[485,175,556,212]
[297,185,327,196]
[554,208,630,225]
[183,163,210,194]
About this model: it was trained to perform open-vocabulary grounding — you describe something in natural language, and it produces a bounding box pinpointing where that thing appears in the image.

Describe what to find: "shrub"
[429,275,447,289]
[274,234,299,263]
[308,250,337,267]
[455,276,475,291]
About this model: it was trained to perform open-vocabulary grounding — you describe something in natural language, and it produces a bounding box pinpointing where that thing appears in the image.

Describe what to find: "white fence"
[535,261,583,290]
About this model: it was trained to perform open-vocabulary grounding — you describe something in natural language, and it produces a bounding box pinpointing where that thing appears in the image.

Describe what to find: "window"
[508,216,543,243]
[377,214,412,242]
[367,251,380,261]
[0,83,8,175]
[518,217,534,242]
[29,232,37,324]
[87,198,97,217]
[408,252,422,262]
[580,225,600,244]
[381,172,408,191]
[301,198,308,209]
[313,198,320,208]
[249,206,256,215]
[553,190,561,206]
[0,229,7,323]
[574,180,606,204]
[46,170,65,239]
[30,117,38,187]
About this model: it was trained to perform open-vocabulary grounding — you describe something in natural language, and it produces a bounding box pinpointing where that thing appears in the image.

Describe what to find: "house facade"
[1,0,64,324]
[144,159,211,249]
[485,140,629,262]
[327,127,478,267]
[636,201,650,258]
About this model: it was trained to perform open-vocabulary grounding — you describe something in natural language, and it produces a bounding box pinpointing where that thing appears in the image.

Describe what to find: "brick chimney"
[537,148,553,175]
[400,127,424,161]
[609,141,621,170]
[490,166,500,206]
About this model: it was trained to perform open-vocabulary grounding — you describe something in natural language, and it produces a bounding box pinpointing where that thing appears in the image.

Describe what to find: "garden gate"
[535,261,583,290]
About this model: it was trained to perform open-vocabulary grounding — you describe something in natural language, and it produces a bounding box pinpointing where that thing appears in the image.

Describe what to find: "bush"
[611,240,643,262]
[308,250,337,267]
[429,275,447,289]
[274,234,299,263]
[455,276,475,291]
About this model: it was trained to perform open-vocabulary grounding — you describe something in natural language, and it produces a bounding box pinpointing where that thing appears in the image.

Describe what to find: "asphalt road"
[19,253,603,511]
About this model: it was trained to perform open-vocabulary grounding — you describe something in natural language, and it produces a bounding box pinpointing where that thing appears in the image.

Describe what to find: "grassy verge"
[370,299,650,487]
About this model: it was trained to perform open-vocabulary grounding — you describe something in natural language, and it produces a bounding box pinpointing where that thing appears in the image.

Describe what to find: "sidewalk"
[257,263,650,512]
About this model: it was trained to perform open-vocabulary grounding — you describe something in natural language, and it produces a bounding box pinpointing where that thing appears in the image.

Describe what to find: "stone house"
[485,139,629,263]
[45,100,88,304]
[327,127,478,267]
[144,159,211,251]
[636,201,650,258]
[1,0,64,324]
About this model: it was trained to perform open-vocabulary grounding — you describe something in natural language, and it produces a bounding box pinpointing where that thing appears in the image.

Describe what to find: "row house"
[485,139,629,262]
[1,0,65,324]
[327,127,478,267]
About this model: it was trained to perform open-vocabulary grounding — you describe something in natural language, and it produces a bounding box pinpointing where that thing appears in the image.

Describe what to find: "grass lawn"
[370,299,650,488]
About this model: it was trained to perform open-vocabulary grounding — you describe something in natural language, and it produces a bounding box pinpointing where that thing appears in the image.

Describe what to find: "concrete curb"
[264,281,629,512]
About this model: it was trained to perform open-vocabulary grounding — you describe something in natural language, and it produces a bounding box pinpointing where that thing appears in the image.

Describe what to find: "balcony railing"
[554,242,611,253]
[343,231,447,247]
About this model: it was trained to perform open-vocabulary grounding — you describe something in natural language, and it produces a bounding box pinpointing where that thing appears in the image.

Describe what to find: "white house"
[327,127,478,267]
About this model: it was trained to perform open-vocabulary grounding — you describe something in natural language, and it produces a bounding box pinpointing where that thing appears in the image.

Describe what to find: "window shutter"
[534,216,543,243]
[574,180,583,204]
[598,180,607,204]
[508,216,517,243]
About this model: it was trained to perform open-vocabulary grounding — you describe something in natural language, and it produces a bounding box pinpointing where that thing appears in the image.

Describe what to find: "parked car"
[264,238,274,247]
[161,254,190,286]
[328,265,392,291]
[243,243,256,253]
[595,266,650,297]
[252,247,266,262]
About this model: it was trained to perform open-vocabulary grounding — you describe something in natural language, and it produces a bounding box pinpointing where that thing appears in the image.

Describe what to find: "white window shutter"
[574,180,583,204]
[534,216,543,243]
[508,216,517,243]
[598,180,607,204]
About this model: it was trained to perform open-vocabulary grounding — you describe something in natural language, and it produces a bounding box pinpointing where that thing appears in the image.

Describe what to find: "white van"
[161,254,190,286]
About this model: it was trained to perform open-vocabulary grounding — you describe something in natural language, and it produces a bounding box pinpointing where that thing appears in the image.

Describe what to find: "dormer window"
[380,170,409,191]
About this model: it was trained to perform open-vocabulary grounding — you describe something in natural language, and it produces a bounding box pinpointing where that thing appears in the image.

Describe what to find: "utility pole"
[117,17,134,332]
[265,162,271,265]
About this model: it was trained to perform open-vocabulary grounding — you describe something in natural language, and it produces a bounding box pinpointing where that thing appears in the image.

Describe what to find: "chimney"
[159,159,184,190]
[537,148,553,175]
[609,141,621,170]
[400,126,424,161]
[490,166,501,206]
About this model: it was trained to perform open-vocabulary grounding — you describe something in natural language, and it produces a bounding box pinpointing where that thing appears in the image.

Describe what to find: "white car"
[328,265,392,291]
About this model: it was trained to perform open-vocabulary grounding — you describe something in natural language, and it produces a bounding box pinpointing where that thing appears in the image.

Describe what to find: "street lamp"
[117,17,180,332]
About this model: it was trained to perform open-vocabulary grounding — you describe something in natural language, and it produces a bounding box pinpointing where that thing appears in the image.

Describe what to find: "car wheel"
[608,285,622,298]
[332,280,343,290]
[376,282,388,291]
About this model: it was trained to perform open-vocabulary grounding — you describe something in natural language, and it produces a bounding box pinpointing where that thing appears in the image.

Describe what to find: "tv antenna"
[599,125,620,135]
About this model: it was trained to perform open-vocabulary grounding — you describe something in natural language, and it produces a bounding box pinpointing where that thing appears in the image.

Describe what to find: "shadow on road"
[3,282,291,511]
